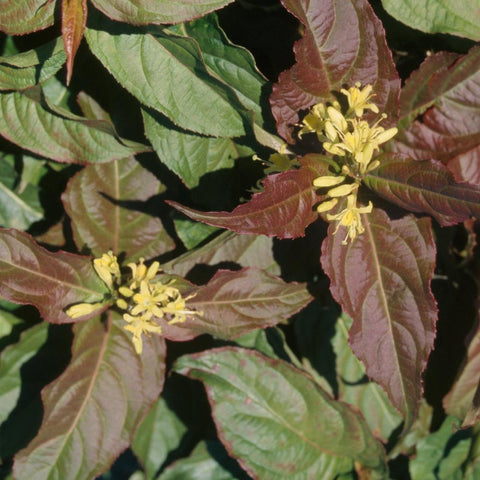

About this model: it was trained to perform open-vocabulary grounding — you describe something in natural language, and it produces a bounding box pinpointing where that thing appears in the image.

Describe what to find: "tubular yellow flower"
[316,198,338,213]
[128,258,160,290]
[66,302,105,319]
[313,175,346,188]
[327,182,358,198]
[131,280,169,319]
[93,251,120,289]
[341,82,379,117]
[327,194,373,244]
[123,313,162,354]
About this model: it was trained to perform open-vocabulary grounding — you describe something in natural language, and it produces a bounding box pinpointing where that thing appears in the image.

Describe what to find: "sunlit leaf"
[391,46,480,182]
[271,0,400,142]
[175,347,387,478]
[161,268,312,342]
[0,0,55,35]
[85,13,245,137]
[62,157,174,261]
[62,0,87,85]
[0,89,150,164]
[0,38,66,91]
[90,0,234,25]
[14,313,166,480]
[0,228,109,323]
[381,0,480,41]
[364,154,480,227]
[168,155,329,239]
[321,210,437,429]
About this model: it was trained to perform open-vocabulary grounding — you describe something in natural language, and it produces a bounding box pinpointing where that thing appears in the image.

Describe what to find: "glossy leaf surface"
[175,347,387,478]
[0,90,149,164]
[162,268,312,342]
[168,155,328,239]
[321,210,437,429]
[91,0,234,25]
[0,229,108,323]
[0,0,55,34]
[271,0,400,142]
[85,14,245,137]
[364,154,480,227]
[62,157,174,261]
[14,314,166,480]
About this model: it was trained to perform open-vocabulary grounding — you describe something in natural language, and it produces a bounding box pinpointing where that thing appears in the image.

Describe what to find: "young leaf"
[321,210,437,430]
[85,13,245,137]
[0,38,66,91]
[90,0,234,25]
[0,90,150,164]
[175,347,388,478]
[364,154,480,227]
[392,46,480,172]
[167,155,329,239]
[271,0,400,142]
[62,0,87,85]
[161,268,313,342]
[13,313,166,480]
[0,0,55,35]
[0,228,109,323]
[62,157,174,261]
[381,0,480,41]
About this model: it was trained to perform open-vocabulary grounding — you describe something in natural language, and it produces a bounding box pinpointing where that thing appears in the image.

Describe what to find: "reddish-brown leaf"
[14,313,166,480]
[161,268,313,342]
[62,0,87,85]
[321,210,437,429]
[271,0,400,142]
[0,228,108,323]
[364,154,480,226]
[62,157,174,262]
[0,0,55,35]
[391,46,480,177]
[168,155,331,239]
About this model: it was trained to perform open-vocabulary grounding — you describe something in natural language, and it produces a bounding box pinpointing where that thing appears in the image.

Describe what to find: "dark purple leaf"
[271,0,400,142]
[168,155,330,239]
[321,209,437,429]
[364,154,480,226]
[14,313,166,479]
[0,228,108,323]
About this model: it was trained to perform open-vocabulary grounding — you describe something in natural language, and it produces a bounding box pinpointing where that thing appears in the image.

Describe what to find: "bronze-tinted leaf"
[0,0,55,35]
[321,209,437,429]
[271,0,400,142]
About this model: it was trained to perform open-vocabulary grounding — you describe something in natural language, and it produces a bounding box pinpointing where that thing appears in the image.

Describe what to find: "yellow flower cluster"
[299,83,398,244]
[66,252,198,354]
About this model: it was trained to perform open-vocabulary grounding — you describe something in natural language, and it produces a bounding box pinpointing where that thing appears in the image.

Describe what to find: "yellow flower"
[327,194,373,244]
[313,175,346,188]
[127,258,160,290]
[123,313,162,354]
[93,251,120,289]
[316,198,338,213]
[341,82,379,117]
[131,280,170,319]
[66,302,105,319]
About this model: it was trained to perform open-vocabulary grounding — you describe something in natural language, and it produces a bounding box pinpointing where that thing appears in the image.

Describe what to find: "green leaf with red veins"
[160,268,313,342]
[175,347,388,478]
[0,90,150,164]
[391,46,480,183]
[364,154,480,226]
[62,157,174,262]
[271,0,400,143]
[0,0,55,35]
[14,313,166,480]
[168,155,331,240]
[90,0,234,25]
[321,210,437,430]
[0,229,109,324]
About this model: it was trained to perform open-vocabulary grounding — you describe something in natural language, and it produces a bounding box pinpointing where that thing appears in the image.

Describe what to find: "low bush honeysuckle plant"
[2,0,480,479]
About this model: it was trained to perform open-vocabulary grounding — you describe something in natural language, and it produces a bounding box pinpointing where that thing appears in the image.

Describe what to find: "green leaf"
[0,38,66,91]
[0,89,150,164]
[14,313,166,480]
[0,308,23,342]
[0,228,109,323]
[85,14,246,137]
[0,154,43,230]
[175,347,387,478]
[143,109,252,188]
[90,0,234,25]
[381,0,480,41]
[0,0,55,35]
[62,157,175,261]
[158,441,249,480]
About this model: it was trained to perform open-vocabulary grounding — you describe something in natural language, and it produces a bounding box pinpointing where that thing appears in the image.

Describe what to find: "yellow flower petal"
[313,175,346,188]
[66,302,104,319]
[327,183,358,198]
[316,198,338,213]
